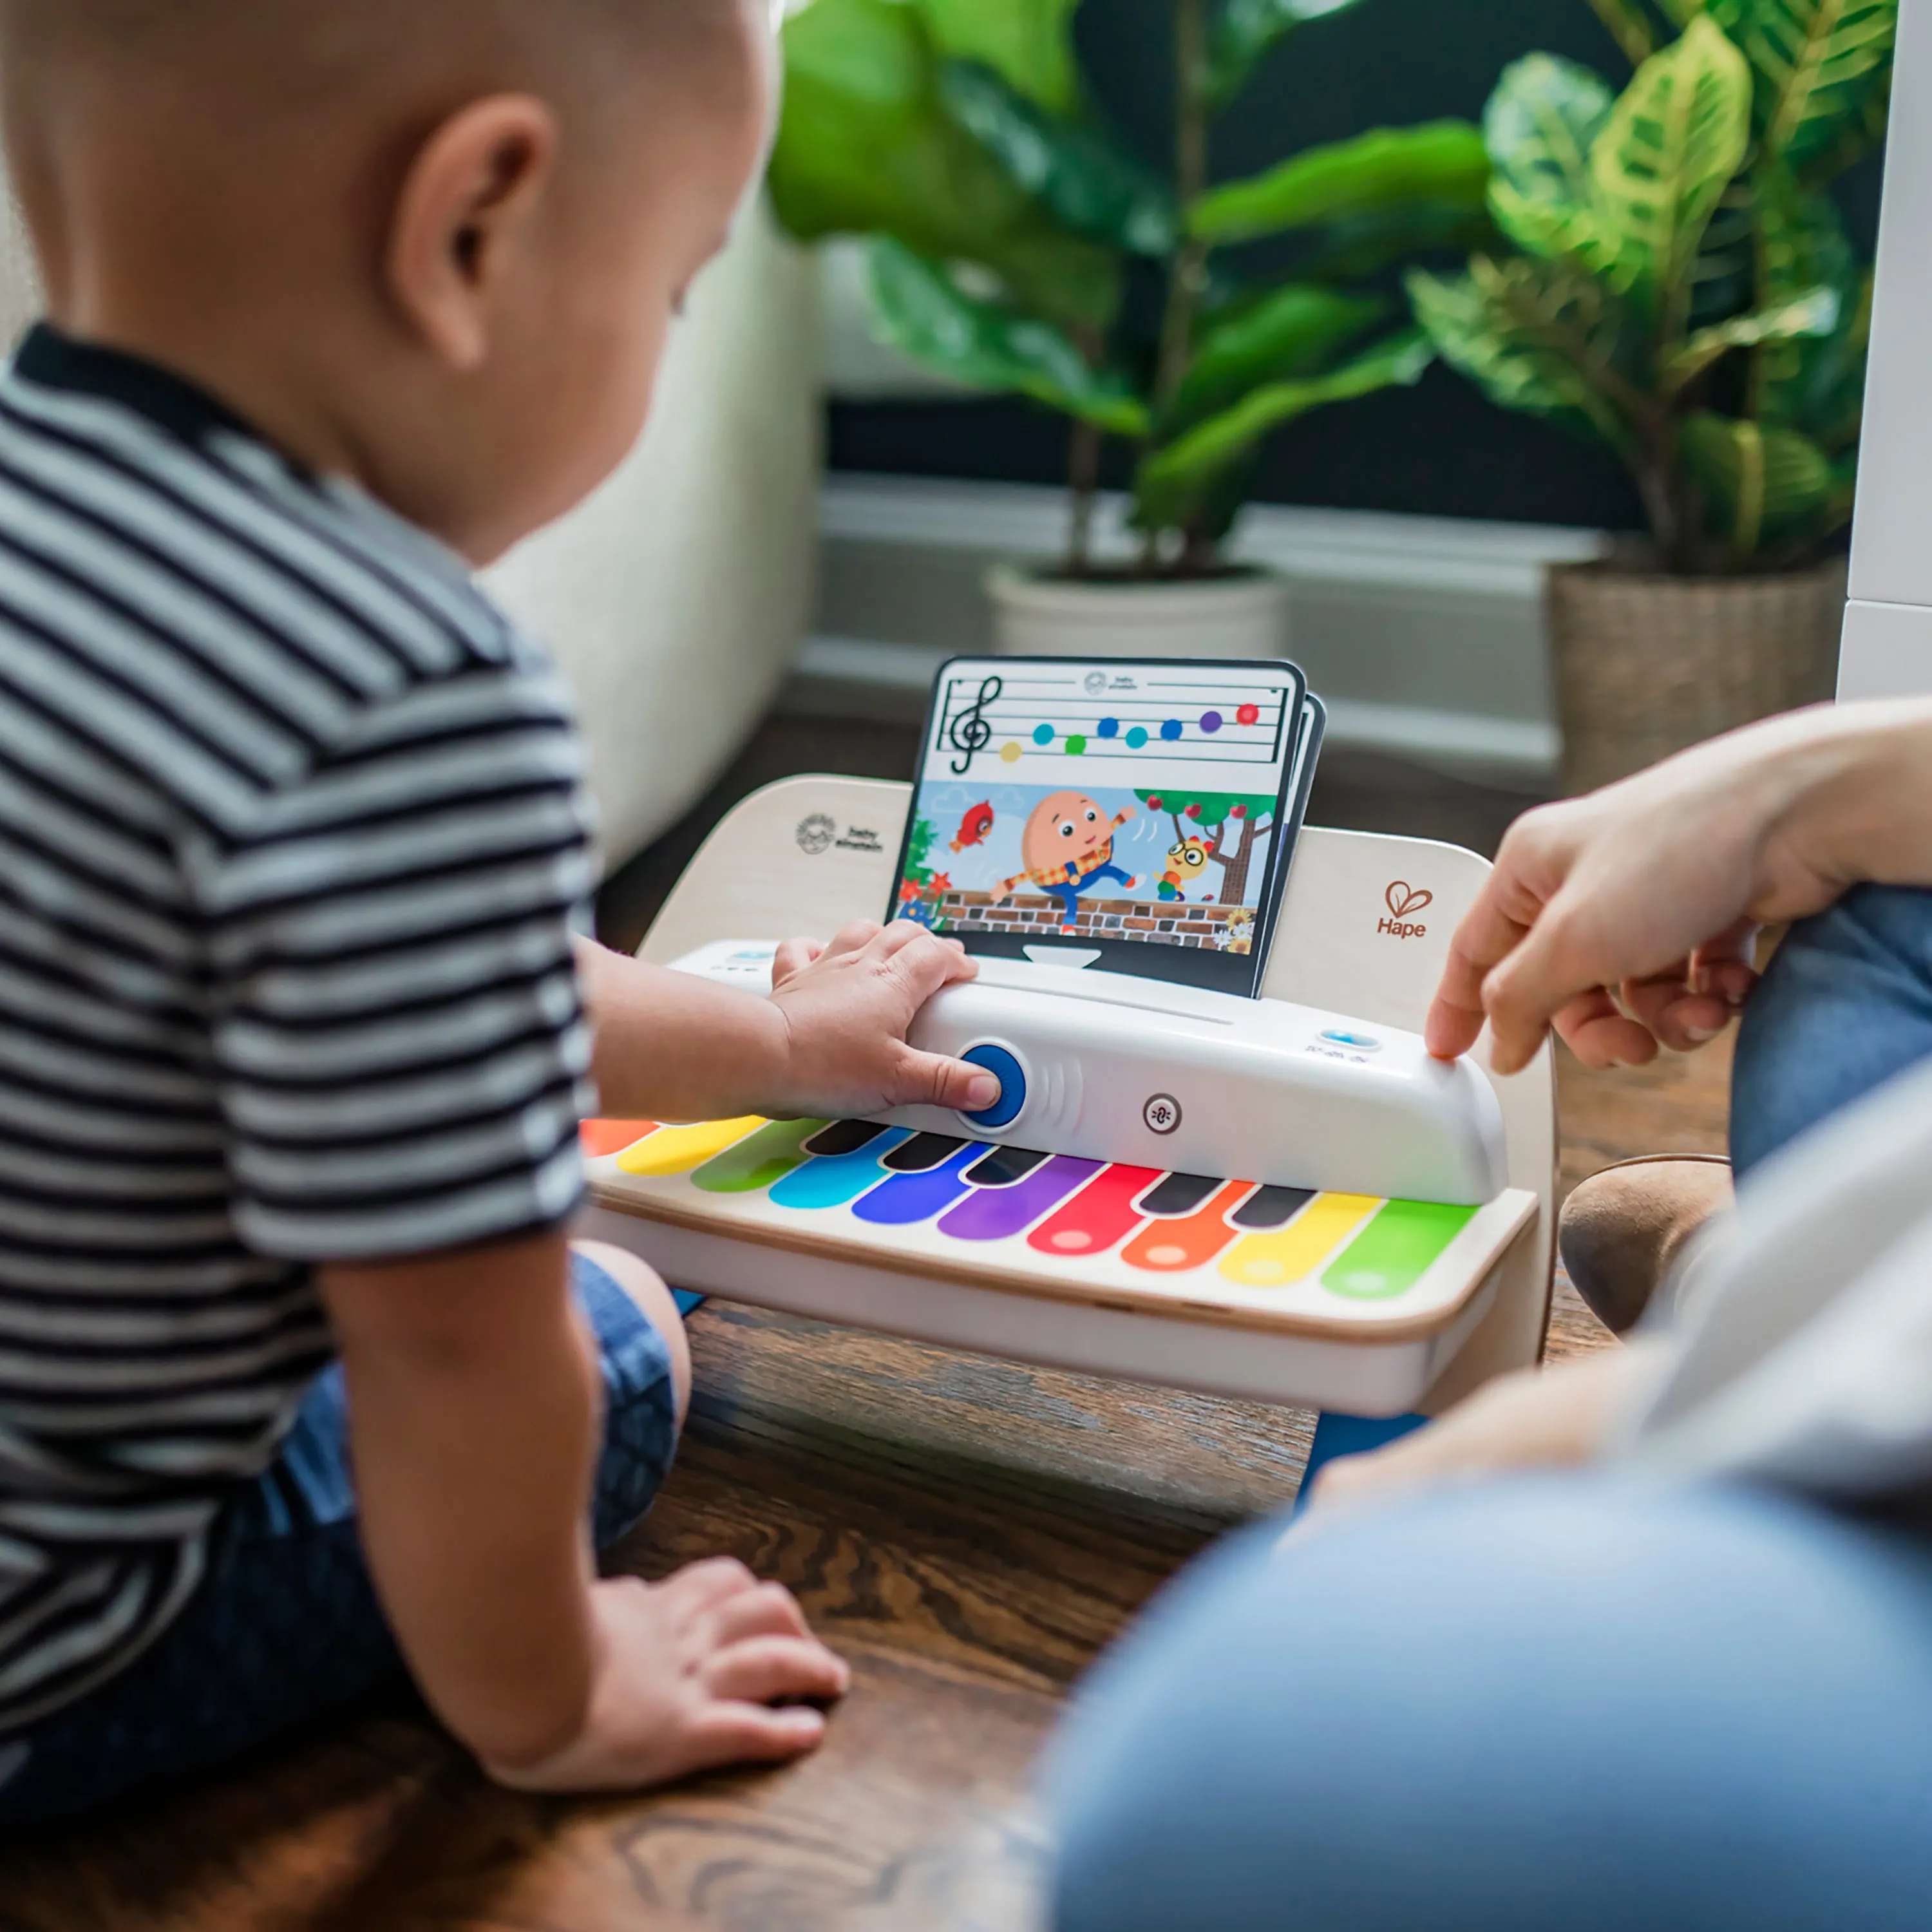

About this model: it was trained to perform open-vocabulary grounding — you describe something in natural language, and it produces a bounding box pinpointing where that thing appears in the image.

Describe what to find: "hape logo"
[1379,881,1433,940]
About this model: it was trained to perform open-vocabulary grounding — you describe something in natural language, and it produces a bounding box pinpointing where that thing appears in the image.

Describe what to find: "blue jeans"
[1050,885,1932,1931]
[0,1253,680,1826]
[1050,1481,1932,1932]
[1732,883,1932,1175]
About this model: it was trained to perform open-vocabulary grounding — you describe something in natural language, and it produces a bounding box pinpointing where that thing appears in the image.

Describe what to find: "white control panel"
[668,941,1506,1208]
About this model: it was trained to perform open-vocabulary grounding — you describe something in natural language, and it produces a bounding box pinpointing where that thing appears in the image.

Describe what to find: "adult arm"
[1427,699,1932,1075]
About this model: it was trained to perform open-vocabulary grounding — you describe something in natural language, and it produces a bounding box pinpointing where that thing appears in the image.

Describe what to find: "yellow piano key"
[1218,1193,1381,1288]
[616,1117,766,1177]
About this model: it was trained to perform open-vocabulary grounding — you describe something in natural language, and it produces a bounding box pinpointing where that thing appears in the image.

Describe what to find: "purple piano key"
[938,1155,1102,1242]
[851,1141,985,1225]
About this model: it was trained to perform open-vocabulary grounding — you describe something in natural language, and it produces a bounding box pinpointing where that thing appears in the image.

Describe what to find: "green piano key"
[1320,1200,1479,1300]
[693,1119,833,1195]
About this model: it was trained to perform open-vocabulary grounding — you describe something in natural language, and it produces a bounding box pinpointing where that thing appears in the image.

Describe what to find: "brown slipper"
[1559,1155,1733,1335]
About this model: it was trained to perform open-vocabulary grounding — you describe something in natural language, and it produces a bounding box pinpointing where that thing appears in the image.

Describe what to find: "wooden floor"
[0,717,1732,1932]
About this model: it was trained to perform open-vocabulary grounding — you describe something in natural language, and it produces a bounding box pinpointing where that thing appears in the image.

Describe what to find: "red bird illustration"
[949,802,996,853]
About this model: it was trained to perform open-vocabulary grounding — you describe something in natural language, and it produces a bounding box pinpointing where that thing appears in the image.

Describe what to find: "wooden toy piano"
[578,776,1556,1419]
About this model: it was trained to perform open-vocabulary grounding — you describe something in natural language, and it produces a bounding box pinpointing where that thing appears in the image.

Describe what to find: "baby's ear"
[386,95,559,372]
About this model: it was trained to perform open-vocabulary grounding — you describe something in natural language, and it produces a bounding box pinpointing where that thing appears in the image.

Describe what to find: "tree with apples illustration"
[1134,790,1275,906]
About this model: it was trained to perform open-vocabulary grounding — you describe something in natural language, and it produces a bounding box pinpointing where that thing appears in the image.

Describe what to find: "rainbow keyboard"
[582,1117,1538,1343]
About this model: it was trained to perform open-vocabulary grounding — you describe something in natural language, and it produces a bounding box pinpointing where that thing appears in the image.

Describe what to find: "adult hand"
[1425,704,1895,1075]
[1293,1348,1662,1535]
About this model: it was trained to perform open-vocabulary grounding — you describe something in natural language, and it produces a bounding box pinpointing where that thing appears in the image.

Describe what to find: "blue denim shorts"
[0,1251,681,1826]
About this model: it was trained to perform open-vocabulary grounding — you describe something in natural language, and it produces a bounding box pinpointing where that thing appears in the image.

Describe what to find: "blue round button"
[960,1043,1027,1131]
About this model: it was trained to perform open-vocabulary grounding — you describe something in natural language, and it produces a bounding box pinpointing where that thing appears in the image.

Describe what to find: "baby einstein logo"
[1378,881,1433,940]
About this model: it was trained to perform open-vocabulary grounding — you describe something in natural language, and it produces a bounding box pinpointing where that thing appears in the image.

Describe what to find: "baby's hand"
[766,921,997,1119]
[486,1561,849,1793]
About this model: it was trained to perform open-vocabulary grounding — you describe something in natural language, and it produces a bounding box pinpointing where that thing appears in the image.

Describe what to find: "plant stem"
[1586,0,1657,66]
[1066,418,1102,578]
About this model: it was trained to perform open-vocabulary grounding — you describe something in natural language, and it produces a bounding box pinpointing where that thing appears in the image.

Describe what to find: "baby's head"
[0,0,773,560]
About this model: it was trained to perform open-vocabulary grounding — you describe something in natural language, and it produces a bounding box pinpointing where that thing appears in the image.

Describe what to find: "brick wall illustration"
[930,891,1253,952]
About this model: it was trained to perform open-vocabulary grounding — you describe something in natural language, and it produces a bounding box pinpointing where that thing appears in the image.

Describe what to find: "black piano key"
[1232,1185,1316,1230]
[963,1145,1050,1188]
[803,1121,887,1159]
[882,1132,969,1173]
[1135,1171,1220,1217]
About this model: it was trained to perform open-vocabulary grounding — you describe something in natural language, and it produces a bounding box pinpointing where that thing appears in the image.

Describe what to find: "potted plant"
[1408,0,1892,793]
[767,0,1495,659]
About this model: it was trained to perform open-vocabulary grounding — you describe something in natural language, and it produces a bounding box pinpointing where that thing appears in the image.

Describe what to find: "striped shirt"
[0,327,598,1736]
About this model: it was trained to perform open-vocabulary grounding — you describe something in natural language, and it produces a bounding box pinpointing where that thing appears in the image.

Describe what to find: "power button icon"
[1143,1094,1182,1136]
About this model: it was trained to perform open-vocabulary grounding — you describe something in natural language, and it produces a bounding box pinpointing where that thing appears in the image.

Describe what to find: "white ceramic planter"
[987,562,1291,661]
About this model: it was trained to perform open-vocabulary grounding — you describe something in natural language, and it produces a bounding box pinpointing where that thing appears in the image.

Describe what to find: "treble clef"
[946,674,1001,774]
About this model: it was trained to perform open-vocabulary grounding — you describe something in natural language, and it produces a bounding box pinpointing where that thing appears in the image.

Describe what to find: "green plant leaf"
[1722,0,1897,182]
[1660,283,1840,389]
[768,0,1120,333]
[1752,163,1864,431]
[938,61,1177,254]
[1133,329,1435,532]
[1189,121,1491,245]
[913,0,1082,113]
[1406,259,1640,454]
[1679,410,1833,558]
[1170,284,1388,429]
[1482,54,1622,274]
[865,239,1150,435]
[1206,0,1367,108]
[1292,201,1501,281]
[1590,14,1753,319]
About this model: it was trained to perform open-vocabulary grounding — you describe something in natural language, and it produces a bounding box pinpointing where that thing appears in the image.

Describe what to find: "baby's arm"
[318,1228,847,1787]
[579,921,999,1122]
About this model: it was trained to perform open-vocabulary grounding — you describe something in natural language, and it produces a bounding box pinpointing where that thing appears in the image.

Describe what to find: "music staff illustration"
[934,674,1293,773]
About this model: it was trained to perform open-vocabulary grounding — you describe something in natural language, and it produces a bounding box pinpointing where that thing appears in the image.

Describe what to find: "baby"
[0,0,1001,1822]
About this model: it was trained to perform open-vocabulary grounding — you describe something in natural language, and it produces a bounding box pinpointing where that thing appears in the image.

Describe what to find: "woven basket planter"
[1546,554,1848,795]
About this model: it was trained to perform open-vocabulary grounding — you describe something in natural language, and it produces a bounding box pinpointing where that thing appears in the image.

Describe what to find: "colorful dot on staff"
[1000,741,1022,763]
[1066,734,1087,755]
[1237,703,1260,726]
[1200,710,1224,734]
[1126,726,1149,749]
[1033,723,1054,746]
[1098,717,1120,739]
[1160,719,1182,741]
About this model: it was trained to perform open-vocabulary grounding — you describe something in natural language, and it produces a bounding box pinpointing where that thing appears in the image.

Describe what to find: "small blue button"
[1321,1028,1383,1052]
[960,1043,1026,1130]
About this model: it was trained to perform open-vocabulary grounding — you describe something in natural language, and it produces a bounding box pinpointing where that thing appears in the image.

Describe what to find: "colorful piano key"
[1121,1180,1254,1273]
[1220,1193,1379,1287]
[595,1116,1489,1309]
[853,1141,986,1225]
[1028,1163,1163,1256]
[1321,1200,1477,1299]
[939,1154,1101,1242]
[693,1119,831,1195]
[617,1117,764,1177]
[769,1128,911,1210]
